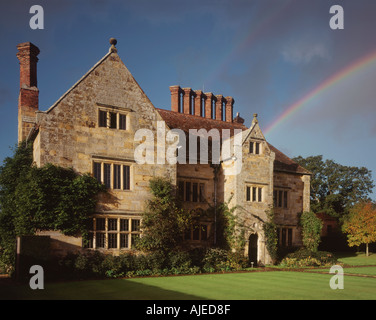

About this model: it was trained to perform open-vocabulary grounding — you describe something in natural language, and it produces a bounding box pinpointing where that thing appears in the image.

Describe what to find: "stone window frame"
[184,222,211,242]
[249,139,263,155]
[277,226,294,247]
[178,179,206,203]
[97,104,130,131]
[245,184,263,203]
[273,188,289,209]
[92,159,133,191]
[84,215,141,250]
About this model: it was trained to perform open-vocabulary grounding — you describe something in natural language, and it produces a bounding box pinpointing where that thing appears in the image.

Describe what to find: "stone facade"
[17,40,310,264]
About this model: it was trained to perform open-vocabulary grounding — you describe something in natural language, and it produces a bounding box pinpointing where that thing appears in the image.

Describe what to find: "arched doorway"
[248,233,258,265]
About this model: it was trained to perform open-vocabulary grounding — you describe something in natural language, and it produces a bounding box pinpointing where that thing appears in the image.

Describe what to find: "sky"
[0,0,375,199]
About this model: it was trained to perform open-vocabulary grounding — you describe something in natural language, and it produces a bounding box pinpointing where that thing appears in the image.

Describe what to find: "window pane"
[120,219,129,231]
[192,226,199,240]
[192,183,198,202]
[283,191,288,208]
[131,219,140,232]
[96,233,105,248]
[119,114,126,130]
[93,162,101,183]
[96,218,105,231]
[249,141,254,154]
[185,182,191,202]
[246,186,251,201]
[108,233,118,249]
[113,164,121,189]
[109,112,117,129]
[104,163,111,188]
[123,165,130,190]
[255,142,260,154]
[120,234,129,248]
[287,229,292,247]
[201,225,208,241]
[108,218,117,231]
[258,188,262,202]
[252,187,257,202]
[278,190,283,207]
[199,184,205,202]
[99,110,107,127]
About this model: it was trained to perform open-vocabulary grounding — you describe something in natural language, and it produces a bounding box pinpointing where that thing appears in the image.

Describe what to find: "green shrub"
[300,211,323,252]
[280,248,337,268]
[226,251,249,270]
[168,251,192,268]
[202,248,229,272]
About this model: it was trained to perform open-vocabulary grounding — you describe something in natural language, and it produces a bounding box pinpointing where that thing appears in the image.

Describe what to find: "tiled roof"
[267,143,311,175]
[156,108,310,175]
[156,108,247,135]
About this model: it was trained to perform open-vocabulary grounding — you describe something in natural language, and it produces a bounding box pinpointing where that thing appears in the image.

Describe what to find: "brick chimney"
[169,85,235,122]
[215,95,223,121]
[194,90,203,116]
[204,92,214,119]
[17,42,40,143]
[170,85,181,113]
[225,96,234,122]
[182,87,192,114]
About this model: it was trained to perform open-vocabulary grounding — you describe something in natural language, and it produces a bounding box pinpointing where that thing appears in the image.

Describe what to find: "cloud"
[282,41,330,64]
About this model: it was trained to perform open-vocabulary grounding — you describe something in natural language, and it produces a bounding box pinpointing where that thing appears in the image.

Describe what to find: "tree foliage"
[300,211,323,252]
[0,142,106,270]
[215,196,246,252]
[263,208,278,264]
[342,201,376,256]
[293,155,374,217]
[136,177,191,253]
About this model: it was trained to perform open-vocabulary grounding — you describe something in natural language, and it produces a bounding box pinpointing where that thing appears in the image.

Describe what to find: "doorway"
[248,233,258,266]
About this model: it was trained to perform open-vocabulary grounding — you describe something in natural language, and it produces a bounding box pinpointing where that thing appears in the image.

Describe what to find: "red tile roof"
[156,108,247,135]
[156,108,310,175]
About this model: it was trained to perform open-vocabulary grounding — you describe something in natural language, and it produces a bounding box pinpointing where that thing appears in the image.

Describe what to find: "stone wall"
[34,51,176,215]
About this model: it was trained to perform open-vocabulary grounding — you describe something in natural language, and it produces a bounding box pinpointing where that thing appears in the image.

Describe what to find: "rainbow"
[264,48,376,135]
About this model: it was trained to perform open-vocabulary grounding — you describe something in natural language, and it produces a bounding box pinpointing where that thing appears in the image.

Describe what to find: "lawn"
[1,251,375,300]
[336,252,376,266]
[1,270,375,300]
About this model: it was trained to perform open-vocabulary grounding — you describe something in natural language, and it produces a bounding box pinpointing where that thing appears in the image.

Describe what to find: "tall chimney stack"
[215,95,223,121]
[17,42,40,143]
[225,96,234,122]
[170,85,181,113]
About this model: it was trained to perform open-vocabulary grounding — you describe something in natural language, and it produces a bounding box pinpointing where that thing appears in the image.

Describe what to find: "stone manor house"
[16,39,310,265]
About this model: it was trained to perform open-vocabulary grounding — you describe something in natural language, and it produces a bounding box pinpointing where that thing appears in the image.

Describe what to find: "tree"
[0,142,33,270]
[342,202,376,256]
[293,155,374,217]
[0,142,106,271]
[136,177,191,253]
[300,211,323,252]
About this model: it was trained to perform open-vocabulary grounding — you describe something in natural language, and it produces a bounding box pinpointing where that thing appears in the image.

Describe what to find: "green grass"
[1,270,375,300]
[336,252,376,266]
[309,266,376,276]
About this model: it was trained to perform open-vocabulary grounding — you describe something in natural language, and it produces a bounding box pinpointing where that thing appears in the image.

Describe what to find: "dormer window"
[249,141,261,154]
